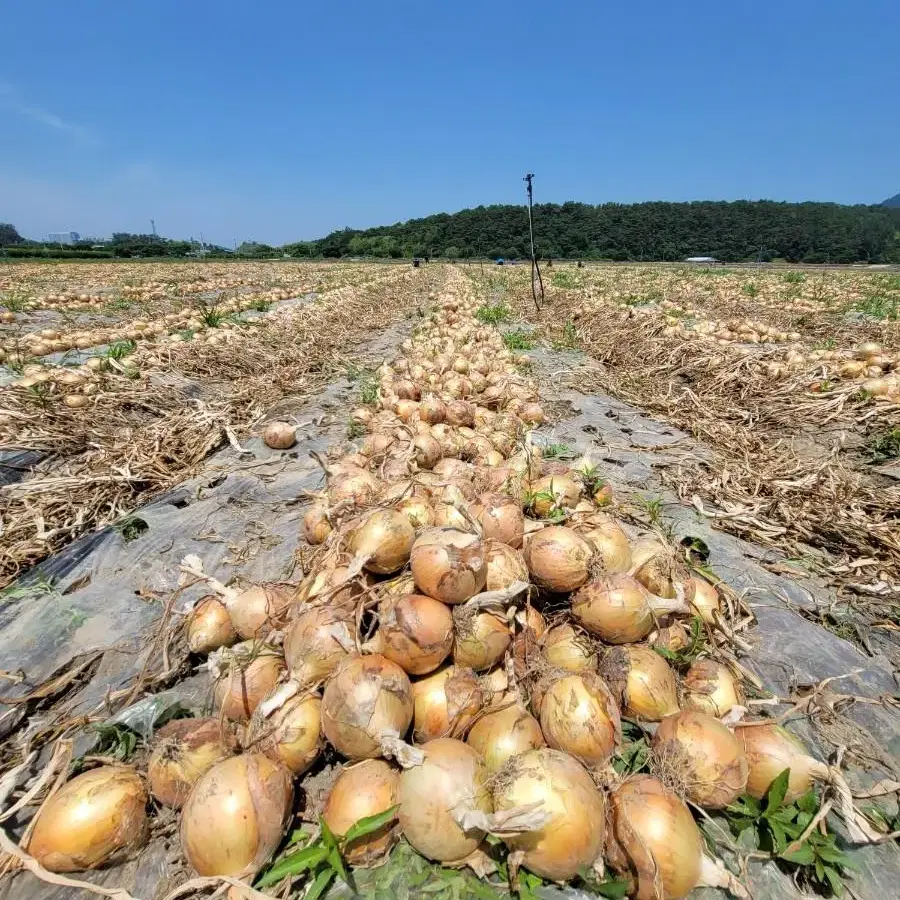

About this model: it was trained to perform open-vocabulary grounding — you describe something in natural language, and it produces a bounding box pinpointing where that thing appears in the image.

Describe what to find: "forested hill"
[293,200,900,263]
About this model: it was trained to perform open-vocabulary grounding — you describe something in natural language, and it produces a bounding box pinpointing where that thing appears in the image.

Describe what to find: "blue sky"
[2,1,898,246]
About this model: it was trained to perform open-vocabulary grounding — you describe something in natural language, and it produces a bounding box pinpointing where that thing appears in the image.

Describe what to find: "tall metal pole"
[524,173,545,311]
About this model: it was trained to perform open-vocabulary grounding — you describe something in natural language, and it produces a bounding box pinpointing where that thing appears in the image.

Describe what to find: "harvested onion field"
[0,261,898,900]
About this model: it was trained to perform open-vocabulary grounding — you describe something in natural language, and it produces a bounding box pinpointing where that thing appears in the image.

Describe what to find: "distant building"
[48,231,81,245]
[685,256,718,263]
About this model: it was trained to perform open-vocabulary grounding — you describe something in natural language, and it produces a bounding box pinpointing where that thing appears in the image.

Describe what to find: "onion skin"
[398,738,490,863]
[540,623,596,673]
[410,528,486,605]
[283,607,355,686]
[413,665,483,742]
[180,753,293,877]
[322,654,414,759]
[213,643,285,722]
[228,584,293,640]
[484,540,529,591]
[689,576,721,624]
[571,574,654,643]
[466,702,545,773]
[350,509,415,575]
[524,526,593,592]
[379,593,454,675]
[494,748,605,882]
[303,504,333,545]
[249,694,323,775]
[477,493,525,548]
[736,723,822,803]
[652,711,748,808]
[27,766,149,873]
[606,776,703,900]
[538,672,621,765]
[681,659,744,717]
[148,718,234,808]
[601,645,680,721]
[453,607,511,671]
[323,760,400,866]
[188,596,238,654]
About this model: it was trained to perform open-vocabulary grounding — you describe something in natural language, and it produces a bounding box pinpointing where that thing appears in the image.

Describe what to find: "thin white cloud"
[0,82,97,145]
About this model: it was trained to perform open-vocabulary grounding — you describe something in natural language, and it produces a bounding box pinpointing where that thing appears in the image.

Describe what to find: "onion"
[736,723,826,803]
[607,776,728,900]
[323,760,400,866]
[433,501,471,530]
[524,526,594,592]
[187,595,237,654]
[262,421,296,449]
[540,623,596,672]
[538,672,621,765]
[302,503,332,544]
[494,748,605,881]
[630,539,691,601]
[410,528,486,605]
[379,593,454,674]
[249,693,323,774]
[284,607,355,685]
[27,766,148,872]
[433,457,471,480]
[476,493,524,548]
[413,434,442,469]
[328,467,379,507]
[227,584,293,640]
[212,642,285,722]
[180,753,293,876]
[322,654,414,759]
[600,646,680,721]
[453,605,510,671]
[529,474,582,517]
[398,738,490,863]
[148,718,233,808]
[413,665,483,741]
[296,564,362,611]
[484,540,529,591]
[651,711,748,808]
[571,574,659,643]
[349,509,415,574]
[650,622,690,653]
[466,701,545,773]
[576,514,632,573]
[689,576,721,623]
[445,399,475,426]
[520,402,545,425]
[682,659,744,717]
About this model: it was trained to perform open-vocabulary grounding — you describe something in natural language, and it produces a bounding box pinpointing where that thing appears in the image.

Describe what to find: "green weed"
[724,771,858,896]
[1,290,32,312]
[551,319,579,350]
[551,270,580,289]
[853,295,898,320]
[475,301,512,325]
[346,419,366,440]
[541,442,575,459]
[742,282,759,297]
[782,271,806,284]
[865,426,900,463]
[114,516,148,543]
[502,330,536,350]
[104,340,136,360]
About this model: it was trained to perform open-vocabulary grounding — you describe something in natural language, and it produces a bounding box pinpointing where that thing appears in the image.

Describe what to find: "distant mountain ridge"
[882,193,900,208]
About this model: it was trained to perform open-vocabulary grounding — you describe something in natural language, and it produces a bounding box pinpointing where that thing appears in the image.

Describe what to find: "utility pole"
[523,173,545,311]
[150,219,157,237]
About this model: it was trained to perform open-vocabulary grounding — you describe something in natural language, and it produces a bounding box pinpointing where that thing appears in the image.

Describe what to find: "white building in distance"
[48,231,81,244]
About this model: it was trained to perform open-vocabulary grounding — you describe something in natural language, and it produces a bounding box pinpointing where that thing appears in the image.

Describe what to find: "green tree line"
[297,200,900,263]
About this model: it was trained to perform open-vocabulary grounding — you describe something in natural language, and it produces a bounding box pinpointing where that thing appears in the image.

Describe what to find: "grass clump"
[503,330,536,350]
[475,301,512,325]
